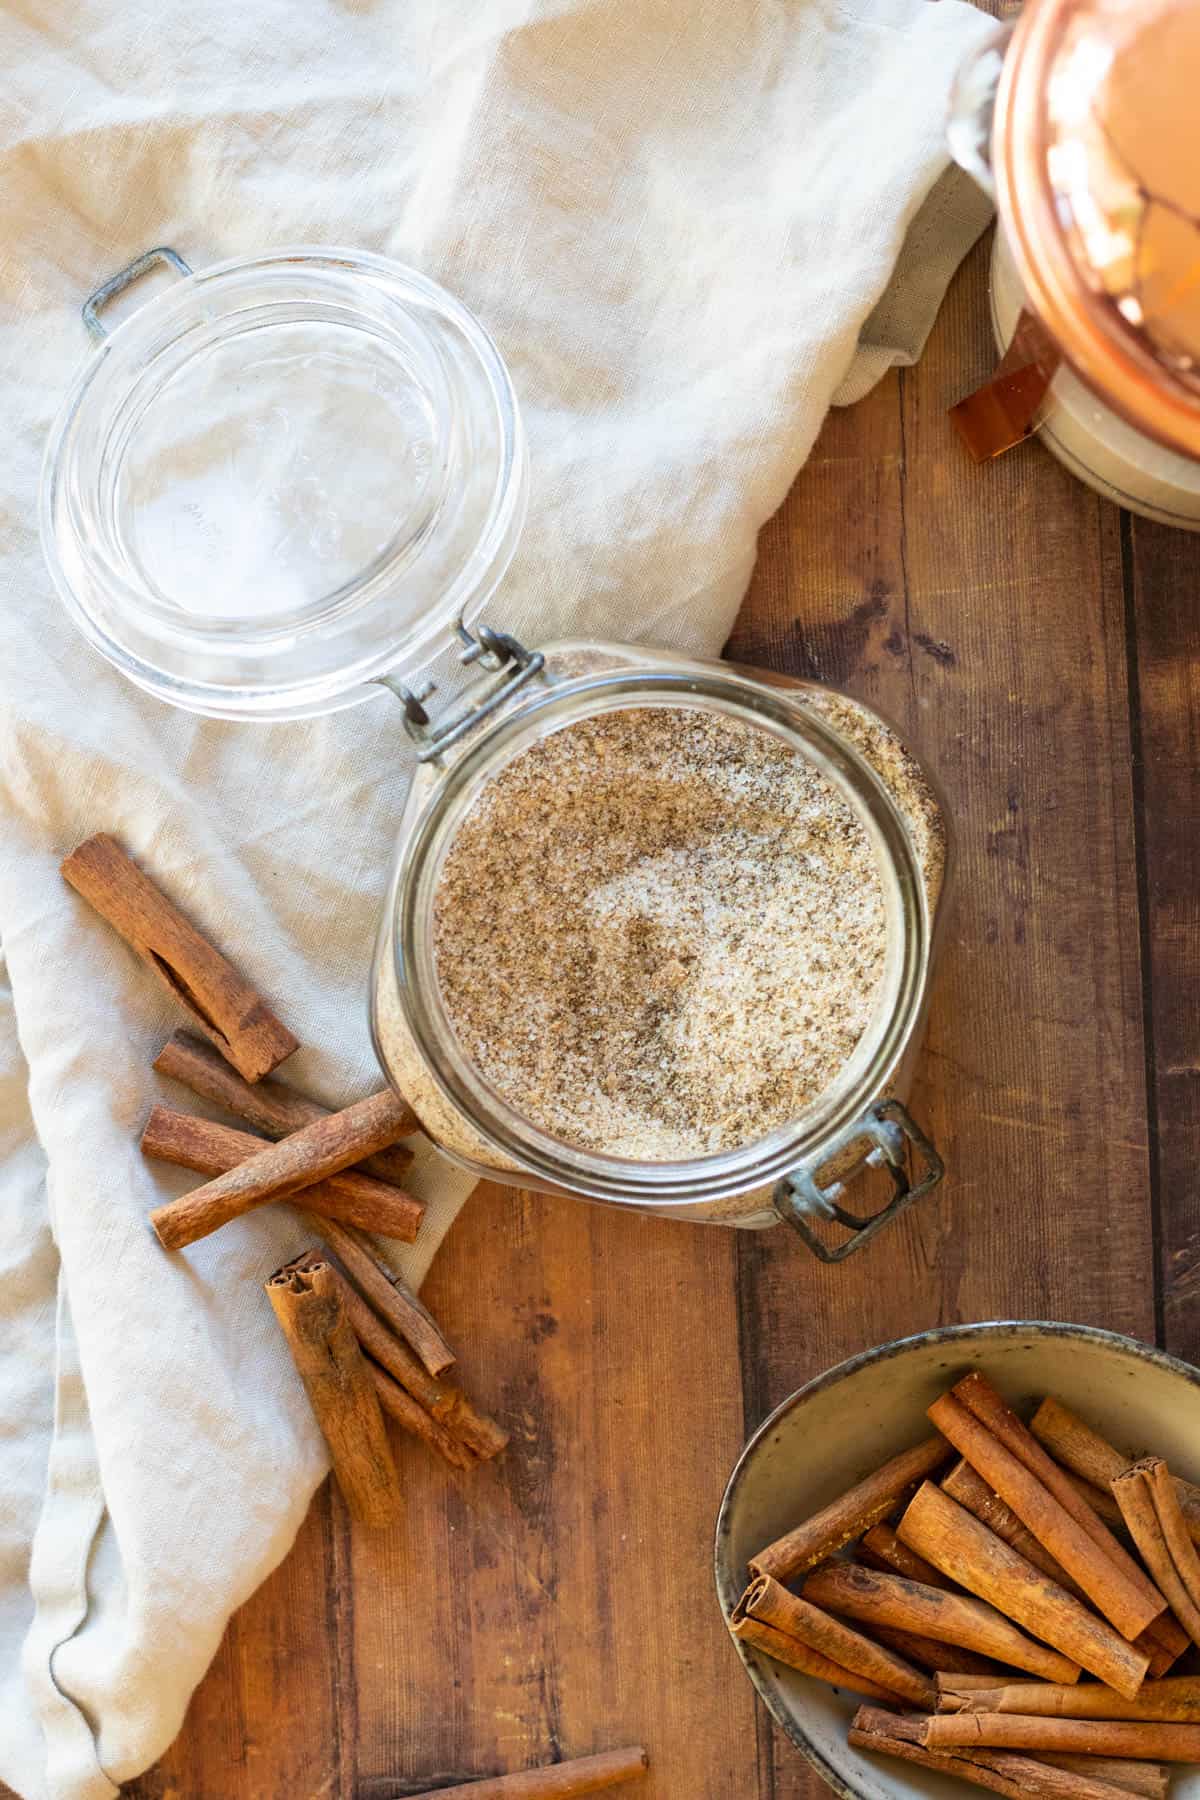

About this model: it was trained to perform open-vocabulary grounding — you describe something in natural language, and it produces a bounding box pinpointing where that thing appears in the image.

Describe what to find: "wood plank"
[1123,513,1200,1366]
[727,234,1154,1796]
[348,1181,753,1798]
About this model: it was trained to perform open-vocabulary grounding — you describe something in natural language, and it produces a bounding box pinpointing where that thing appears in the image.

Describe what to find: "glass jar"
[371,640,950,1261]
[42,246,950,1261]
[948,0,1200,528]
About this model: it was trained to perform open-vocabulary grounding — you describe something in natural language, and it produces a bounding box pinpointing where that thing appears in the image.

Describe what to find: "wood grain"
[117,235,1171,1800]
[1124,513,1200,1368]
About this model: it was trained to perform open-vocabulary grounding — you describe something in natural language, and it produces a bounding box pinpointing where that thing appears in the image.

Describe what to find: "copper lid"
[995,0,1200,457]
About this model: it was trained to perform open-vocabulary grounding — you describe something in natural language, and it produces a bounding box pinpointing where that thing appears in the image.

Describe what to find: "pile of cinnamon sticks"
[733,1374,1200,1799]
[61,833,508,1527]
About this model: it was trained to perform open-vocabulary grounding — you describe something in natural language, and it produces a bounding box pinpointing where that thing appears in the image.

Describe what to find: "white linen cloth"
[0,2,992,1793]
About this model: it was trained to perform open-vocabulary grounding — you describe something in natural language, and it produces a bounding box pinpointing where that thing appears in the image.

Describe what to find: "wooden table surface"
[118,233,1199,1798]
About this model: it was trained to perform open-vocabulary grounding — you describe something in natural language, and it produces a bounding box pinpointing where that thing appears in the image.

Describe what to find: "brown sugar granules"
[431,705,889,1161]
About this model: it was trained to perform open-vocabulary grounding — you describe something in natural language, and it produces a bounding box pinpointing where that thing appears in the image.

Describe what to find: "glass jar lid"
[41,247,528,720]
[995,0,1200,458]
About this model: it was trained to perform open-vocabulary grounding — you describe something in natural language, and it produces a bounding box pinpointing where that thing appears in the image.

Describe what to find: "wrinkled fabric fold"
[0,0,991,1791]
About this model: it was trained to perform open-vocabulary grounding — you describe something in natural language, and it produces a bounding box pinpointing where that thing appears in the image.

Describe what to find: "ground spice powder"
[432,705,889,1161]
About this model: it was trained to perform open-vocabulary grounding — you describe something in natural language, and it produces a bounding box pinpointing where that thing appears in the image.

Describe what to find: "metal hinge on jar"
[774,1099,943,1263]
[379,623,546,763]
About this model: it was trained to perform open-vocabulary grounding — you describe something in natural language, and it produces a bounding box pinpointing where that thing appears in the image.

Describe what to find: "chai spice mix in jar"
[434,705,892,1162]
[373,643,949,1253]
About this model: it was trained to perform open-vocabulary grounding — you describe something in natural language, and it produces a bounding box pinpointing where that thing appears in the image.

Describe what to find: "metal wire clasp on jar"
[371,639,950,1262]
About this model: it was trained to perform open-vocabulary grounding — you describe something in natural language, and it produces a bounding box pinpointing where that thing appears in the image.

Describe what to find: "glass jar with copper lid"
[949,0,1200,527]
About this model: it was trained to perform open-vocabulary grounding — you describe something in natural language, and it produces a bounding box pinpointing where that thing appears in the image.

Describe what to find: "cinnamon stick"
[859,1521,956,1590]
[269,1245,471,1468]
[1112,1457,1200,1646]
[304,1211,455,1377]
[923,1713,1200,1761]
[897,1481,1147,1696]
[1067,1474,1130,1531]
[929,1390,1164,1642]
[940,1674,1014,1693]
[278,1250,481,1472]
[412,1749,648,1799]
[323,1261,505,1461]
[944,1457,1081,1580]
[1036,1756,1169,1800]
[142,1106,424,1243]
[943,1458,1187,1677]
[735,1574,935,1707]
[368,1361,475,1471]
[61,834,297,1081]
[150,1089,413,1249]
[730,1613,905,1702]
[801,1561,1080,1682]
[952,1375,1167,1634]
[1144,1457,1200,1629]
[748,1435,952,1584]
[265,1255,402,1527]
[850,1706,1138,1800]
[154,1030,415,1184]
[939,1677,1200,1721]
[867,1624,1008,1679]
[1032,1397,1200,1548]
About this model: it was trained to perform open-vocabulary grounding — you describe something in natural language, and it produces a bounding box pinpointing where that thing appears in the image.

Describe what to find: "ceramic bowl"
[714,1320,1200,1800]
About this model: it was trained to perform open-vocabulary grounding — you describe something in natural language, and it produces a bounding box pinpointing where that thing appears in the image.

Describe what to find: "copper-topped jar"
[949,0,1200,527]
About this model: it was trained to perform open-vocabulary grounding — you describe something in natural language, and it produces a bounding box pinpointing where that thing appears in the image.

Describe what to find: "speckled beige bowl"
[714,1321,1200,1800]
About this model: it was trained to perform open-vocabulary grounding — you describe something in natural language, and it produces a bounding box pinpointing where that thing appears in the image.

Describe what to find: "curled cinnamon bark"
[928,1387,1164,1642]
[850,1705,1138,1800]
[265,1255,402,1528]
[953,1377,1168,1627]
[897,1482,1146,1696]
[942,1458,1187,1677]
[939,1677,1200,1722]
[150,1089,413,1249]
[303,1211,455,1378]
[368,1362,475,1471]
[282,1251,481,1473]
[923,1714,1200,1762]
[154,1030,415,1184]
[1031,1399,1200,1547]
[1036,1757,1169,1799]
[730,1612,904,1701]
[62,834,297,1081]
[142,1106,424,1243]
[859,1521,955,1590]
[735,1573,934,1707]
[748,1435,952,1584]
[801,1560,1079,1682]
[322,1259,506,1462]
[867,1623,1007,1679]
[1112,1458,1200,1647]
[938,1674,1013,1694]
[411,1748,649,1799]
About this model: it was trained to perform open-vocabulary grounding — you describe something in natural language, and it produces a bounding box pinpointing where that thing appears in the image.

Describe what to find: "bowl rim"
[713,1317,1200,1800]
